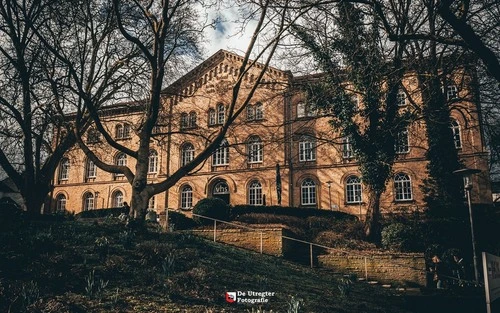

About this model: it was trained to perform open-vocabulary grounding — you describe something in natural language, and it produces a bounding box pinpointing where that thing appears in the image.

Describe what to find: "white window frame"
[451,120,462,149]
[395,129,410,154]
[248,180,263,205]
[208,109,216,126]
[181,143,194,166]
[394,173,413,201]
[86,159,97,179]
[248,136,263,163]
[59,158,70,180]
[255,102,263,120]
[113,190,124,208]
[446,85,458,101]
[148,150,158,173]
[217,104,225,124]
[342,136,353,159]
[246,105,254,121]
[213,139,229,166]
[148,196,156,210]
[181,185,193,210]
[299,136,316,162]
[301,178,317,206]
[83,192,95,211]
[345,176,362,203]
[397,90,407,106]
[56,194,66,212]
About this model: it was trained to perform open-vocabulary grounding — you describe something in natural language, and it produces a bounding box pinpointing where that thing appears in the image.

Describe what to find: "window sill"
[393,199,415,203]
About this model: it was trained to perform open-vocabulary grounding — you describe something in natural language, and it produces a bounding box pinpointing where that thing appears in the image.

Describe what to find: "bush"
[231,205,355,220]
[75,207,128,219]
[168,211,196,230]
[192,198,230,225]
[381,223,418,252]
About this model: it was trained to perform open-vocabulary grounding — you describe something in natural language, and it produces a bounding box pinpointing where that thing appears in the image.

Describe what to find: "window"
[255,102,263,120]
[83,192,95,211]
[180,185,193,209]
[345,176,362,203]
[217,103,225,124]
[246,105,254,121]
[148,150,158,173]
[446,85,458,100]
[394,173,413,201]
[115,124,123,139]
[59,158,70,180]
[395,129,409,154]
[451,120,462,149]
[181,143,195,166]
[248,180,263,205]
[189,112,197,128]
[301,178,317,206]
[352,94,359,110]
[181,113,189,129]
[148,196,156,210]
[299,135,316,162]
[213,139,229,166]
[208,109,216,126]
[342,136,354,159]
[397,90,407,106]
[297,102,316,118]
[112,190,124,207]
[115,153,127,177]
[116,123,131,139]
[85,159,97,179]
[86,127,100,143]
[248,136,263,163]
[56,194,67,212]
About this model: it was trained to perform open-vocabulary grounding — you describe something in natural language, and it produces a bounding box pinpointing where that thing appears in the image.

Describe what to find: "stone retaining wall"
[317,254,426,286]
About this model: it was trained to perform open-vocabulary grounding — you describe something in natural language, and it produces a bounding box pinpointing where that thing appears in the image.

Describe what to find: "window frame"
[56,194,67,212]
[395,129,410,154]
[301,178,317,206]
[83,192,95,211]
[248,180,263,205]
[247,136,263,163]
[451,120,462,149]
[299,135,316,162]
[180,185,193,210]
[394,173,413,201]
[85,159,97,179]
[112,190,124,208]
[148,150,158,173]
[212,139,229,166]
[59,158,70,181]
[345,175,362,204]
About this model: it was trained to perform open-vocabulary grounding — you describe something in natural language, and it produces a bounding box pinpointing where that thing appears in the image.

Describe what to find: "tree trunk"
[364,188,382,242]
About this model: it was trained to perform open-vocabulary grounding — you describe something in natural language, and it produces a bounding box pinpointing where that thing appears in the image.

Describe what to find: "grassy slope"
[0,217,411,313]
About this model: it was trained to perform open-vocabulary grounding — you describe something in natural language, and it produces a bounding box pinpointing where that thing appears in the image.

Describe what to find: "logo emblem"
[225,292,236,303]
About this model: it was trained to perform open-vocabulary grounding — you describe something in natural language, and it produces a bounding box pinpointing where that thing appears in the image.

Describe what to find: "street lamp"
[453,167,481,284]
[94,191,100,210]
[326,181,333,210]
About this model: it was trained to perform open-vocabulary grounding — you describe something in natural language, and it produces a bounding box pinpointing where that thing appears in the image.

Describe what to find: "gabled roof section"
[161,49,291,98]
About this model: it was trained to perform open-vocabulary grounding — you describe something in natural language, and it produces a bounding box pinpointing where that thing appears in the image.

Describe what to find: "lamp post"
[453,167,481,284]
[326,181,332,210]
[94,191,99,210]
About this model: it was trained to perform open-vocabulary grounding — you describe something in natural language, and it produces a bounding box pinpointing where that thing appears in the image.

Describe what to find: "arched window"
[248,136,263,163]
[213,139,229,166]
[395,128,409,154]
[450,120,462,149]
[217,103,225,124]
[394,173,413,201]
[345,176,362,203]
[115,153,127,177]
[83,192,95,211]
[208,108,216,126]
[180,185,193,210]
[181,143,195,166]
[397,90,407,106]
[342,136,353,159]
[248,180,263,205]
[112,190,124,207]
[255,102,263,120]
[301,178,317,206]
[189,111,197,128]
[148,150,158,173]
[299,135,316,162]
[56,194,67,212]
[446,85,458,100]
[297,102,306,118]
[86,127,100,143]
[180,113,189,129]
[85,159,97,179]
[58,158,70,180]
[115,124,124,139]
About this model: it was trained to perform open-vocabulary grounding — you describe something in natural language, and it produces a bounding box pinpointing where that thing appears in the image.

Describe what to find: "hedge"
[231,205,355,220]
[75,207,129,219]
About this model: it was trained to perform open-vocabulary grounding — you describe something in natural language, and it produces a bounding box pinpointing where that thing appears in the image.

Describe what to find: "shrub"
[75,207,128,219]
[381,223,415,252]
[192,198,230,225]
[168,211,196,230]
[231,205,355,220]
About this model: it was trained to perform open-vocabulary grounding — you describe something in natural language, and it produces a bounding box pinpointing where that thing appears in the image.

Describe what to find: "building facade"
[51,50,492,216]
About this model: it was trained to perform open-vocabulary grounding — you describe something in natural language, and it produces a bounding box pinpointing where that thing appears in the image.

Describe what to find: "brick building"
[50,50,492,216]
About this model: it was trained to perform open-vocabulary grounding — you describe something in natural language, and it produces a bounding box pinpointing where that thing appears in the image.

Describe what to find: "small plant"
[85,270,109,298]
[287,295,302,313]
[119,230,135,249]
[111,287,120,304]
[94,236,110,260]
[247,308,274,313]
[337,277,353,297]
[192,197,230,225]
[162,252,175,276]
[20,280,40,310]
